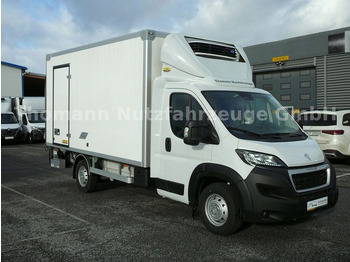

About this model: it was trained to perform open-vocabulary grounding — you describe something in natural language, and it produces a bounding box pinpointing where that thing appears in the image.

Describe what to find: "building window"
[300,70,310,76]
[263,74,272,80]
[281,72,291,78]
[280,83,291,90]
[281,94,291,101]
[263,84,273,91]
[328,33,345,54]
[300,81,311,88]
[300,93,311,100]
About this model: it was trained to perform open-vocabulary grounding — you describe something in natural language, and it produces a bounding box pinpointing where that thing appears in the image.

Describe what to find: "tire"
[27,133,33,144]
[75,159,98,193]
[346,156,350,165]
[199,183,242,235]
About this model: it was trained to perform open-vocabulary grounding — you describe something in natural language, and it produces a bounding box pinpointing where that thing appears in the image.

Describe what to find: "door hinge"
[67,133,71,138]
[67,74,71,79]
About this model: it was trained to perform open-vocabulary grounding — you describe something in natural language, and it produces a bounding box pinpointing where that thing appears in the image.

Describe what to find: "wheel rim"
[78,166,88,187]
[205,193,228,226]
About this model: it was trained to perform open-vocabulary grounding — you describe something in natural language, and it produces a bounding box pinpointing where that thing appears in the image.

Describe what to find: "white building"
[1,61,27,97]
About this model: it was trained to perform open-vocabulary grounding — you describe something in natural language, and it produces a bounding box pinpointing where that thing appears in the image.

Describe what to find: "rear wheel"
[75,159,98,193]
[199,183,242,235]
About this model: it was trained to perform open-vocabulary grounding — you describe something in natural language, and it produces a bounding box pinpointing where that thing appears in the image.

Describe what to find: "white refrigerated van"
[46,30,338,235]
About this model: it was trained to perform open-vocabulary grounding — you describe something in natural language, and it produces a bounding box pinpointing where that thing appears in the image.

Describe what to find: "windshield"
[27,113,46,123]
[1,114,18,124]
[202,91,306,141]
[299,113,337,126]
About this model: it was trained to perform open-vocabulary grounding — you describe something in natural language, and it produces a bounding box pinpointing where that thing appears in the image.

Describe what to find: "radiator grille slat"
[292,170,328,191]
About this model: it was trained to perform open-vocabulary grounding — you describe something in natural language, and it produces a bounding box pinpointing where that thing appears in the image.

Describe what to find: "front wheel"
[75,159,98,193]
[27,133,34,144]
[199,183,242,235]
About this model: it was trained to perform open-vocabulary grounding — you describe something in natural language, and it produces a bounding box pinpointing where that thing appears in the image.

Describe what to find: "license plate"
[307,196,328,211]
[306,131,321,136]
[5,137,14,140]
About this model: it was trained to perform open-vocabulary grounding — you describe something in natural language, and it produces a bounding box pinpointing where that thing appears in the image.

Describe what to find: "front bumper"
[1,129,25,142]
[237,161,338,223]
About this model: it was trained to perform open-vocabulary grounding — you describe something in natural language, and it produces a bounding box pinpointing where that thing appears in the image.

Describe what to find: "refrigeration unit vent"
[186,37,240,62]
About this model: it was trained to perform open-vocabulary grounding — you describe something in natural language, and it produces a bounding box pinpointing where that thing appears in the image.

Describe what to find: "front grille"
[291,169,328,191]
[2,128,18,136]
[188,42,238,61]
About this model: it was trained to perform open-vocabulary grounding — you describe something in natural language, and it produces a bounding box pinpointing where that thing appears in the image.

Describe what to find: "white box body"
[46,30,167,167]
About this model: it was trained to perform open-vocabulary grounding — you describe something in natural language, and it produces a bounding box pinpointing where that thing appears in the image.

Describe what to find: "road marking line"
[1,199,32,205]
[1,184,89,224]
[1,227,90,247]
[337,173,350,178]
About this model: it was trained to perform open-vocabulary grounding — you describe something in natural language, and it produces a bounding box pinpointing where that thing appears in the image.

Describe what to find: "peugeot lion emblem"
[304,153,311,162]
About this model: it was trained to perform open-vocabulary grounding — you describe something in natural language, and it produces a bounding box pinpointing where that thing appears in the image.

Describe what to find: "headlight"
[236,149,286,167]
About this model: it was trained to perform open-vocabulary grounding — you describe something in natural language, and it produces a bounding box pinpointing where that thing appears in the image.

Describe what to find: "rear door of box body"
[53,65,70,146]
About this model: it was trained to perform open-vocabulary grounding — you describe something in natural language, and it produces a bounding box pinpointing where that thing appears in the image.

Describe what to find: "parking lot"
[1,143,350,261]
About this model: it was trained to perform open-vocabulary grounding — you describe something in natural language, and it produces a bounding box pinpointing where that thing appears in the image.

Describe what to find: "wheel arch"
[188,163,253,217]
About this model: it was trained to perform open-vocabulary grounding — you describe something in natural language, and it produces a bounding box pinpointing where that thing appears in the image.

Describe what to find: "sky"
[1,0,350,74]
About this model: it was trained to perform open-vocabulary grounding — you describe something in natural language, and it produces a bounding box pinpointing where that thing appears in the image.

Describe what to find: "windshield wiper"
[226,127,262,137]
[260,132,304,138]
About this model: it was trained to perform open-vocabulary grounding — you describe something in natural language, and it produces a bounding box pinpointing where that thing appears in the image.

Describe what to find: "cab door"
[157,89,214,204]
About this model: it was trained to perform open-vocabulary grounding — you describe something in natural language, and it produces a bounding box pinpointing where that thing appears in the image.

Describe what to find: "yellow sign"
[272,55,289,62]
[62,139,68,144]
[163,67,171,72]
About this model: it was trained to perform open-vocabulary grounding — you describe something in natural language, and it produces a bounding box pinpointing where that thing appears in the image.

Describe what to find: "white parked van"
[1,112,25,142]
[15,97,46,143]
[46,30,338,235]
[1,98,25,142]
[300,110,350,160]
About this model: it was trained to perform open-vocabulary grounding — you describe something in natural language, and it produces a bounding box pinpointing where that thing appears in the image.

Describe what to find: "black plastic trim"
[134,167,150,187]
[155,178,184,195]
[242,161,338,222]
[188,163,254,220]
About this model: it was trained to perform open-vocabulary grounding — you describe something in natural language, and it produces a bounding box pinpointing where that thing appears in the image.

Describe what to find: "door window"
[170,93,208,138]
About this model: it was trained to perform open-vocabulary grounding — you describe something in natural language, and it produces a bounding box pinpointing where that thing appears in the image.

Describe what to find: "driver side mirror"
[183,121,219,146]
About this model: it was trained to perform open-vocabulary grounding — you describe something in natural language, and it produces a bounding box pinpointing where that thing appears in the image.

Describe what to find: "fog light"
[262,210,270,219]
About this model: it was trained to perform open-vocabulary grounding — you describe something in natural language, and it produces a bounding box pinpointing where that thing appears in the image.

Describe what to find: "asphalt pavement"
[1,143,350,261]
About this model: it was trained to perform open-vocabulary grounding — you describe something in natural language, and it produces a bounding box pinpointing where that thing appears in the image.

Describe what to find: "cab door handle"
[165,137,171,152]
